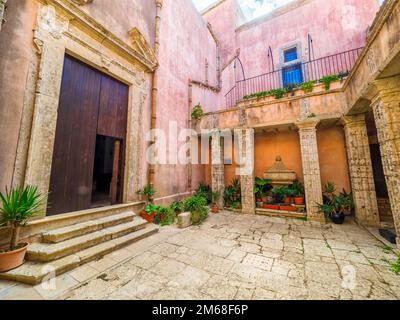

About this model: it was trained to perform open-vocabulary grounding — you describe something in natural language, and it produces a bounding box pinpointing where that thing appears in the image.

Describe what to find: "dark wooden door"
[47,55,128,215]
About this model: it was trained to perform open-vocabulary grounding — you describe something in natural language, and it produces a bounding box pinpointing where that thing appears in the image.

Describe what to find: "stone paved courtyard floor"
[1,211,399,300]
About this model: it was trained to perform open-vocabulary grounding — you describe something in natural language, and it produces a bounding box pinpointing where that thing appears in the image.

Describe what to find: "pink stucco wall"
[204,0,380,109]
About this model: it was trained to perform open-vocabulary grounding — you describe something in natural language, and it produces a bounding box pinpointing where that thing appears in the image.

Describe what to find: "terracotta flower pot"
[280,206,298,212]
[263,204,279,210]
[294,197,305,205]
[140,211,156,223]
[0,243,29,272]
[211,205,219,214]
[284,197,292,205]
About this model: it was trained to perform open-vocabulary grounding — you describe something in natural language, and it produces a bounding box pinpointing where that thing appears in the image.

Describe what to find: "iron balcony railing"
[225,47,363,108]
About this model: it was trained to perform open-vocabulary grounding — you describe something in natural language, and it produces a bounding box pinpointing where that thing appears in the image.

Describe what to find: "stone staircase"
[0,205,159,285]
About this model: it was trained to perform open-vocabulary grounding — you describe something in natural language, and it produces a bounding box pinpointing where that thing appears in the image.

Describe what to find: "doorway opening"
[92,135,123,208]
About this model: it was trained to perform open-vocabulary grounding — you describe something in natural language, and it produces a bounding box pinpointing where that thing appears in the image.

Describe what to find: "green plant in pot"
[154,207,176,226]
[138,184,155,204]
[170,201,184,215]
[184,195,208,225]
[0,185,45,272]
[273,185,290,204]
[142,203,161,223]
[195,182,212,204]
[292,180,305,205]
[318,182,353,224]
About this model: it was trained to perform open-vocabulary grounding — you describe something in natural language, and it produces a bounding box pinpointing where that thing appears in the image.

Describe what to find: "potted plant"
[0,186,45,272]
[154,207,176,226]
[195,182,212,204]
[210,191,221,214]
[292,180,305,205]
[170,201,184,216]
[318,183,353,224]
[184,196,208,225]
[141,203,161,223]
[138,184,155,204]
[272,185,289,204]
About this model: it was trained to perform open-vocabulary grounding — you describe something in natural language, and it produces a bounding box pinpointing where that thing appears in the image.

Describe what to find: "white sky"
[192,0,296,19]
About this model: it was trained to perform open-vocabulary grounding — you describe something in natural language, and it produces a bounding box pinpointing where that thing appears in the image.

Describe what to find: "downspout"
[148,0,163,187]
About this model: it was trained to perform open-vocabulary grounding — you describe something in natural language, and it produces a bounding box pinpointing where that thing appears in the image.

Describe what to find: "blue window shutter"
[284,48,298,63]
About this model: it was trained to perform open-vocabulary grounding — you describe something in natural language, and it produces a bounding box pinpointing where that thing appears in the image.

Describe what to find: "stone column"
[0,0,6,33]
[236,128,255,215]
[371,76,400,245]
[211,130,224,209]
[341,115,380,226]
[296,119,324,222]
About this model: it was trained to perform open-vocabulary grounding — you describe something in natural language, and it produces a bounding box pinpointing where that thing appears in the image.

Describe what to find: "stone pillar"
[296,119,324,222]
[371,76,400,245]
[211,130,224,209]
[0,0,6,33]
[236,128,255,215]
[341,115,380,226]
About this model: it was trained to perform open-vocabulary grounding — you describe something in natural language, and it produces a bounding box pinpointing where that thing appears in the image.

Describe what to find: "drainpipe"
[148,0,163,187]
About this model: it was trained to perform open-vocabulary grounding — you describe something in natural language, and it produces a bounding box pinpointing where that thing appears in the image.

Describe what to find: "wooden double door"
[48,55,129,216]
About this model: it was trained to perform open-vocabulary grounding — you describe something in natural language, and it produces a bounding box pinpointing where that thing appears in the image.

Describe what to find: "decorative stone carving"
[128,27,158,69]
[296,119,324,223]
[264,156,297,186]
[371,76,400,245]
[341,114,380,226]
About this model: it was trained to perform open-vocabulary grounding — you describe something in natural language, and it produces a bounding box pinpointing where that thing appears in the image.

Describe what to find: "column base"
[307,214,327,224]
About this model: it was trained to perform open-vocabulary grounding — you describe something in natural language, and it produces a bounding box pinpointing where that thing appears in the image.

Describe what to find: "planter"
[256,202,264,208]
[0,243,29,272]
[284,197,292,205]
[211,205,219,214]
[331,212,345,225]
[280,205,298,212]
[294,197,305,205]
[263,204,279,210]
[140,211,156,223]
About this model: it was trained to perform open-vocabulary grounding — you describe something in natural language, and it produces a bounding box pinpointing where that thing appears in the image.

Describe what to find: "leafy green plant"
[285,83,298,96]
[195,182,212,204]
[144,203,161,216]
[300,81,315,93]
[291,180,305,197]
[320,74,339,90]
[184,195,208,225]
[154,207,176,226]
[271,88,286,99]
[253,177,272,200]
[391,254,400,274]
[272,185,290,203]
[170,201,184,214]
[138,184,155,204]
[0,186,45,251]
[191,103,204,120]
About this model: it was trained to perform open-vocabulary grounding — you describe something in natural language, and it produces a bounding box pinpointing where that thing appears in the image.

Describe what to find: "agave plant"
[0,186,45,251]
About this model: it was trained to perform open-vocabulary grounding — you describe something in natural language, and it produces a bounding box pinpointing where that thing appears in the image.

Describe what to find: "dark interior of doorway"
[92,135,115,208]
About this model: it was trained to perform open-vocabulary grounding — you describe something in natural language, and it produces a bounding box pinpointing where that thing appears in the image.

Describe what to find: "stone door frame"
[22,1,156,216]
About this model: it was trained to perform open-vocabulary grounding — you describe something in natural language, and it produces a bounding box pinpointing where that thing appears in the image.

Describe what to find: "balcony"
[225,48,363,108]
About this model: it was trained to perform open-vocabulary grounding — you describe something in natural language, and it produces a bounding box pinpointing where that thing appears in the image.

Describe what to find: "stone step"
[42,211,135,243]
[27,218,148,262]
[256,208,307,220]
[0,202,145,248]
[0,224,159,285]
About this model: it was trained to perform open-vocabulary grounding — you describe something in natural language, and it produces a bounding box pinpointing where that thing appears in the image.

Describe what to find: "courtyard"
[1,212,398,300]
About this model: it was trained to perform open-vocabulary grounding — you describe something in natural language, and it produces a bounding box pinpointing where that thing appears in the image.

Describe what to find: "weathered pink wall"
[154,0,219,198]
[0,0,37,193]
[204,0,380,109]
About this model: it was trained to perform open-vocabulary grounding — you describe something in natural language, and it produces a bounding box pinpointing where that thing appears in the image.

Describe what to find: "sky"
[192,0,296,20]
